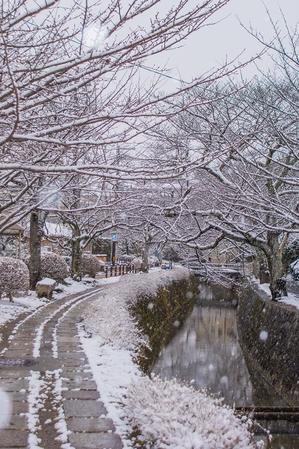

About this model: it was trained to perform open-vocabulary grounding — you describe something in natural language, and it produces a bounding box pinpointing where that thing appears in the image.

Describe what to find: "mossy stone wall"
[131,276,198,373]
[237,285,299,405]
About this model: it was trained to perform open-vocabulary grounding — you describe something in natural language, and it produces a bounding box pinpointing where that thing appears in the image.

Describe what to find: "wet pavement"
[0,286,122,449]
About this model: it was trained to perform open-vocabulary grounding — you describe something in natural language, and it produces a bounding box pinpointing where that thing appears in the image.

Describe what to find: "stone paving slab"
[63,389,100,399]
[67,417,115,432]
[0,381,28,391]
[63,380,97,390]
[69,432,123,449]
[61,367,85,375]
[0,430,28,447]
[11,402,28,414]
[64,399,107,418]
[5,415,27,430]
[6,392,27,401]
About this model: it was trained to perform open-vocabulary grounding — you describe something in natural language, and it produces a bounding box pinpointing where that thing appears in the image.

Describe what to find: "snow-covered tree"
[0,0,233,230]
[148,19,298,298]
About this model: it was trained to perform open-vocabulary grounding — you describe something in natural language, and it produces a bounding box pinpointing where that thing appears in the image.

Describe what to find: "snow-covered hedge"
[123,376,262,449]
[0,257,29,298]
[132,257,142,269]
[81,253,103,278]
[40,252,69,282]
[84,268,190,350]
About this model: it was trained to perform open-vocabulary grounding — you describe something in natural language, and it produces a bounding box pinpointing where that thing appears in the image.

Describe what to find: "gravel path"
[0,286,122,449]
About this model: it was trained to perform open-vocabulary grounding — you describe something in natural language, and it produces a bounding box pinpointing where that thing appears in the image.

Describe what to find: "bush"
[123,377,261,449]
[81,253,103,278]
[0,257,29,300]
[40,252,69,282]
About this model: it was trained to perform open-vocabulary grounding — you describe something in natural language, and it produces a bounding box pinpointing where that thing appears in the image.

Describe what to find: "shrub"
[40,252,69,282]
[123,376,262,449]
[81,253,103,278]
[0,257,29,300]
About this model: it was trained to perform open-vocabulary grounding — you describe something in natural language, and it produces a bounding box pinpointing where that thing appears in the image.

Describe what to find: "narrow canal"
[153,289,299,449]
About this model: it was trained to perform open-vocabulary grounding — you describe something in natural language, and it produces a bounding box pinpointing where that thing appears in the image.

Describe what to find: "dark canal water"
[153,291,299,449]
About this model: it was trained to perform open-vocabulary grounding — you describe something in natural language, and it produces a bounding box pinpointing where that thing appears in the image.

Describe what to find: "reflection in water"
[153,305,253,406]
[153,304,298,449]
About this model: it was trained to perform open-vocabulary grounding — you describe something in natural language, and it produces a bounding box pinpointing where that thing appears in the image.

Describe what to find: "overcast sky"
[152,0,297,83]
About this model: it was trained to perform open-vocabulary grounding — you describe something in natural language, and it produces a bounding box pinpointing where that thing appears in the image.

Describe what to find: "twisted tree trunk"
[266,232,287,300]
[71,227,82,279]
[29,210,41,289]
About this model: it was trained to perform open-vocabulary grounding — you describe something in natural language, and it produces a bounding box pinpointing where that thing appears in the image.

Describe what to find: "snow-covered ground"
[81,268,262,449]
[257,281,299,310]
[0,276,121,328]
[0,295,47,327]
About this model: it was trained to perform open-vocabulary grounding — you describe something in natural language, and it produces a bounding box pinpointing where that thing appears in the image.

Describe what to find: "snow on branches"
[0,0,234,234]
[0,257,29,300]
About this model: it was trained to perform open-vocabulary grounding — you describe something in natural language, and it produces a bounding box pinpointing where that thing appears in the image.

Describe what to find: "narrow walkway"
[0,287,122,449]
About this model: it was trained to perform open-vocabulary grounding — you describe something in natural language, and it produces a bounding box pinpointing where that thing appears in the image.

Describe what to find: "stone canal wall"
[131,275,198,374]
[237,285,299,405]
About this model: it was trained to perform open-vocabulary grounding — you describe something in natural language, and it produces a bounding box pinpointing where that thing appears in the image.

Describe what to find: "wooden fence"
[103,264,139,278]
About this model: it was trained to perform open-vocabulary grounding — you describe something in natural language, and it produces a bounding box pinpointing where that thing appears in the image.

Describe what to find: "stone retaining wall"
[131,275,198,374]
[237,285,299,405]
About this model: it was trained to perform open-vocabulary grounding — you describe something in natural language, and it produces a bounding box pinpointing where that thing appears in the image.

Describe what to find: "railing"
[186,262,242,271]
[186,262,249,277]
[103,264,139,278]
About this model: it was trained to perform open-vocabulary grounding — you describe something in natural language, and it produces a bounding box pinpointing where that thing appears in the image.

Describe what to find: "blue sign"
[111,232,118,242]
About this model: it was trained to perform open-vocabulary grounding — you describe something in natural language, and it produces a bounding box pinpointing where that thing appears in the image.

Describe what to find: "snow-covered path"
[0,286,123,449]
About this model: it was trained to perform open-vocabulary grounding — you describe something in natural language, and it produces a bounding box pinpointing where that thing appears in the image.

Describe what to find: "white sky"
[150,0,297,83]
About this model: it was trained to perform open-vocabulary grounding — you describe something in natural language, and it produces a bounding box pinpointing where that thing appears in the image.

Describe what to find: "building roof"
[0,216,24,235]
[43,221,72,238]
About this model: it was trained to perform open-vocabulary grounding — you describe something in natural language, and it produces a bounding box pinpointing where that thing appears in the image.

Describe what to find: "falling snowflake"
[84,25,108,50]
[259,330,268,342]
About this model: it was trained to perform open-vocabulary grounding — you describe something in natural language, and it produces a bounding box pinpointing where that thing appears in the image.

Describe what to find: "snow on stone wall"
[82,268,263,449]
[83,267,191,350]
[237,284,299,403]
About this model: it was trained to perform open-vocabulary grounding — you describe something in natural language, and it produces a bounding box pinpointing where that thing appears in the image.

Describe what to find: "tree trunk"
[266,232,286,300]
[141,241,150,272]
[29,210,41,289]
[71,230,82,279]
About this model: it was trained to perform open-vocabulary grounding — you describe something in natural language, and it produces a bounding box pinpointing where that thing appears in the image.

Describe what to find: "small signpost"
[111,232,117,265]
